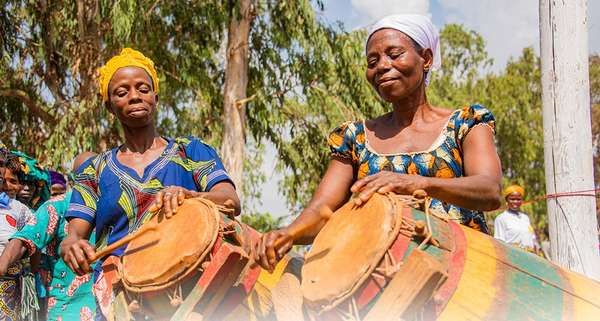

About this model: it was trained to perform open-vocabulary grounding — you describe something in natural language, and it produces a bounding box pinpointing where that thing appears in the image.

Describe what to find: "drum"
[111,197,261,321]
[301,193,600,321]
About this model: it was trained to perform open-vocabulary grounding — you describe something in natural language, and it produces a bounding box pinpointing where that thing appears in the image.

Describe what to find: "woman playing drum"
[256,14,502,271]
[59,48,240,318]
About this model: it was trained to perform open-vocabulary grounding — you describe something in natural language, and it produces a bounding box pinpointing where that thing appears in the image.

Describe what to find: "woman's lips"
[127,107,149,117]
[378,78,397,88]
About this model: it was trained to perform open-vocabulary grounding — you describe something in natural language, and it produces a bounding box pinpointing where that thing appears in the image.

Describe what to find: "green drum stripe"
[404,209,445,261]
[504,244,564,321]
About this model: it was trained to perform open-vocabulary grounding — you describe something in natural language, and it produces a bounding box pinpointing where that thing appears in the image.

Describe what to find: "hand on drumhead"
[149,186,197,218]
[254,229,292,272]
[60,236,95,276]
[350,172,426,205]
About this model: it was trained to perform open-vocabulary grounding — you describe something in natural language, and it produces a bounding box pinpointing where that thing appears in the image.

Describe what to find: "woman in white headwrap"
[256,14,502,271]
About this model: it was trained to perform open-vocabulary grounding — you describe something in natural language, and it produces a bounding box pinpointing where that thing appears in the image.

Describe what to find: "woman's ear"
[421,48,434,72]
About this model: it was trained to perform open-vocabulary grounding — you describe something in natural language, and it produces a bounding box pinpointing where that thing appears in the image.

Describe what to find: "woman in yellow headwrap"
[494,185,538,252]
[59,48,240,318]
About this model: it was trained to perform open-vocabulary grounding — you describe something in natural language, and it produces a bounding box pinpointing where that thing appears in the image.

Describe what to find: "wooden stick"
[88,222,158,263]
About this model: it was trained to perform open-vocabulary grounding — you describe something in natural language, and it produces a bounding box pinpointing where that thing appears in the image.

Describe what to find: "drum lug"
[127,299,140,313]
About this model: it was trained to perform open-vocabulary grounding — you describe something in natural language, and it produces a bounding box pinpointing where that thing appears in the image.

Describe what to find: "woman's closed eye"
[367,56,379,68]
[138,85,150,94]
[115,89,128,97]
[387,49,404,60]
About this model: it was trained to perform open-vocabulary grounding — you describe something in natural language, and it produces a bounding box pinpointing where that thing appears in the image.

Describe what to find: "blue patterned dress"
[65,136,233,318]
[328,105,495,233]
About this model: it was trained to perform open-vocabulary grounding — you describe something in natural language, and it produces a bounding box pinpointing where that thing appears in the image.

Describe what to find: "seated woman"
[60,48,240,318]
[256,14,502,271]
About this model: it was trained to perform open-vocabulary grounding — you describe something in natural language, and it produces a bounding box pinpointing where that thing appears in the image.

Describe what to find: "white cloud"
[437,0,539,71]
[350,0,430,27]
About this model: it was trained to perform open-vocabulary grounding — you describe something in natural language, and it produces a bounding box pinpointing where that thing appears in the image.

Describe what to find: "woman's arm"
[60,218,95,276]
[149,181,240,217]
[352,125,502,211]
[0,239,27,276]
[255,157,355,271]
[199,181,240,216]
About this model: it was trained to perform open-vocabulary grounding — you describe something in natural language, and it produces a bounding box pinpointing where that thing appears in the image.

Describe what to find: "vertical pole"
[540,0,600,279]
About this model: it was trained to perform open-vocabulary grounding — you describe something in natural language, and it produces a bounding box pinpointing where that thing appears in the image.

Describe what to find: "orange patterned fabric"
[328,105,495,233]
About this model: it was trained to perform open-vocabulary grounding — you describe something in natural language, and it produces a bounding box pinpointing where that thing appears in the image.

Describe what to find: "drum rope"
[417,197,434,251]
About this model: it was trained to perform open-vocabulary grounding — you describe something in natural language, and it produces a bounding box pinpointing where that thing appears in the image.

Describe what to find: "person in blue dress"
[60,48,240,319]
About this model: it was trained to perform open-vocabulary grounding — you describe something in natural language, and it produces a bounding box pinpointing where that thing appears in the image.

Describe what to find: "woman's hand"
[350,172,426,205]
[149,186,198,218]
[254,228,293,272]
[0,260,9,277]
[60,236,96,276]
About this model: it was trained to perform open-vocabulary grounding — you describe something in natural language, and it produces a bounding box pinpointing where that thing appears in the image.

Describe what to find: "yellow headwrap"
[98,48,159,102]
[504,185,525,198]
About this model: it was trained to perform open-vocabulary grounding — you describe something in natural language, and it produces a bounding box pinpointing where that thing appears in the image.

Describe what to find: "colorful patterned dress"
[0,197,33,321]
[11,192,96,321]
[65,136,233,318]
[328,105,495,233]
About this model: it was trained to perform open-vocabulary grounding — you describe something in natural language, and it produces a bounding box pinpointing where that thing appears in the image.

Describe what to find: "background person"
[494,185,539,253]
[0,148,35,321]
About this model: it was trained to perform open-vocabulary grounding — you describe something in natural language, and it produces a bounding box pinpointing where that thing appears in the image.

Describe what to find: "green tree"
[241,211,284,233]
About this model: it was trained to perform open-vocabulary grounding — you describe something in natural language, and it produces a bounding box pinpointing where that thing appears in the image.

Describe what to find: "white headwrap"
[366,14,441,86]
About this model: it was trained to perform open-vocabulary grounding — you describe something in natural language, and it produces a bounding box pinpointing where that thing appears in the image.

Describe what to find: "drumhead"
[122,197,220,292]
[301,193,402,312]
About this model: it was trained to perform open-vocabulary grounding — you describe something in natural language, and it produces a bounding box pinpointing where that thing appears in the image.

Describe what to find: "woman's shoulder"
[328,120,365,160]
[331,120,364,133]
[448,104,496,140]
[172,136,222,159]
[328,120,365,145]
[452,104,495,123]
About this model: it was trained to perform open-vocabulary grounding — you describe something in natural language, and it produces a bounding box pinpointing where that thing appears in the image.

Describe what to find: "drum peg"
[128,300,141,313]
[200,260,211,271]
[414,220,441,248]
[412,189,428,200]
[170,297,183,307]
[414,220,427,236]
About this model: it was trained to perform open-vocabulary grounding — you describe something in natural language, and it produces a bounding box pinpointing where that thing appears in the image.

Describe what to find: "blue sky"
[255,0,600,218]
[320,0,600,70]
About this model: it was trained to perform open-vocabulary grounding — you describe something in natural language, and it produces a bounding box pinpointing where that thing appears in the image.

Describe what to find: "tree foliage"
[3,1,595,237]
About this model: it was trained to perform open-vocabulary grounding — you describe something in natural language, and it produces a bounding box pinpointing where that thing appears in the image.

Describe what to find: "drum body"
[115,198,261,321]
[301,193,600,321]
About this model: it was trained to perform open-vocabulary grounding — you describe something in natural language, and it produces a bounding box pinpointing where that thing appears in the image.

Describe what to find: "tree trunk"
[540,0,600,280]
[221,0,254,191]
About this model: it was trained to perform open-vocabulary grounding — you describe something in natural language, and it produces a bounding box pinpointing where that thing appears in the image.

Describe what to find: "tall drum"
[301,193,600,321]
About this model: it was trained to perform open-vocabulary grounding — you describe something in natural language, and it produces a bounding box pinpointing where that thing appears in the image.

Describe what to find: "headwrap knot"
[366,14,441,86]
[98,48,159,102]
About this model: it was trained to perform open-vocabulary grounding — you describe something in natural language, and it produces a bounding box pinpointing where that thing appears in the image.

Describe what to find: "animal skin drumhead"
[301,193,400,312]
[122,197,220,291]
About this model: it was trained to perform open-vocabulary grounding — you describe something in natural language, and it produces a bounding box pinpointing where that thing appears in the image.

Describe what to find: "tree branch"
[0,89,56,125]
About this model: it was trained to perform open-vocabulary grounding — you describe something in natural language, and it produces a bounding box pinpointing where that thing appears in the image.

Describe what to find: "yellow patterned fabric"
[504,185,525,198]
[98,48,159,102]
